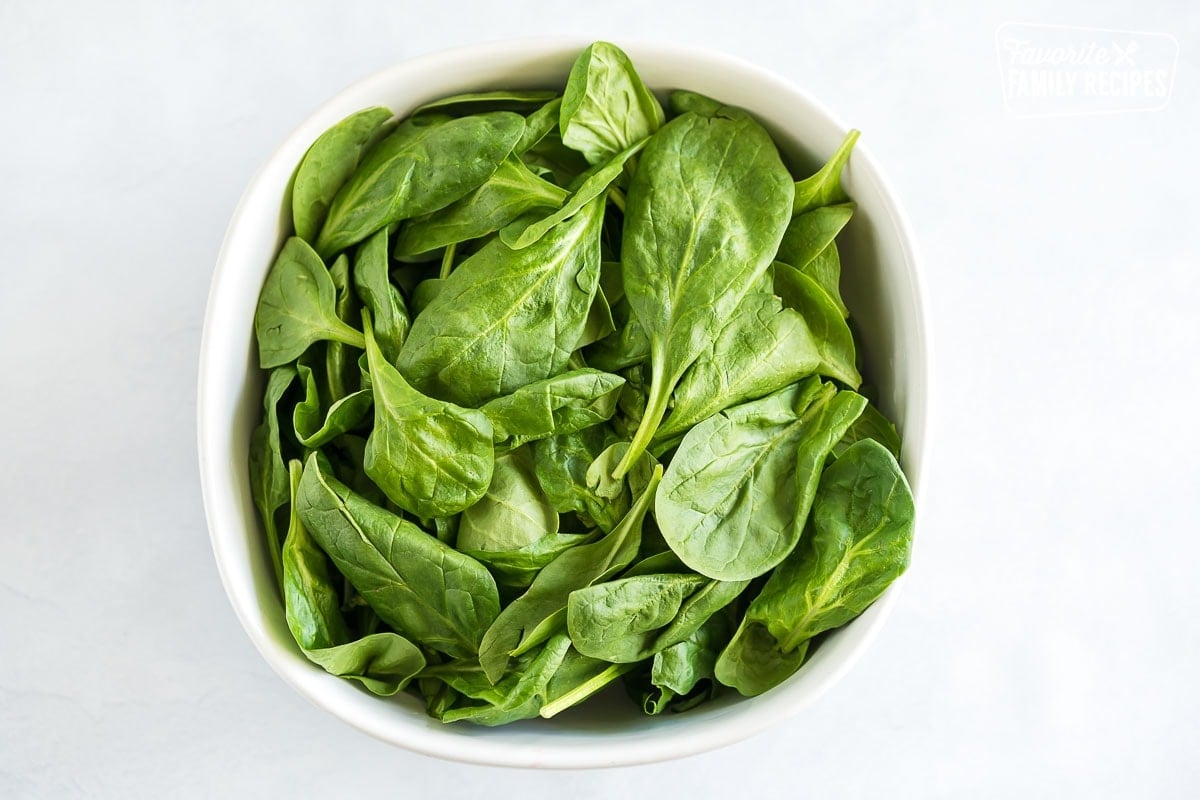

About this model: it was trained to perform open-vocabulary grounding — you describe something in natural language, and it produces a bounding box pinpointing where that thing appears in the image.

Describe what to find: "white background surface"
[2,1,1197,797]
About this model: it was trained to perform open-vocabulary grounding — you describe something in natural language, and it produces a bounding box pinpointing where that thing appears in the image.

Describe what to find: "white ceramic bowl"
[198,38,930,768]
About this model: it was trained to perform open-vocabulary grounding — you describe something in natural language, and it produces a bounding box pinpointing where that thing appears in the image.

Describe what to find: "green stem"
[612,365,670,480]
[607,186,626,213]
[540,662,636,719]
[439,242,457,280]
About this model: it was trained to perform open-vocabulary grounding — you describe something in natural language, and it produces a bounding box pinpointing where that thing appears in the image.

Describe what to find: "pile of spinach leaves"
[249,42,914,725]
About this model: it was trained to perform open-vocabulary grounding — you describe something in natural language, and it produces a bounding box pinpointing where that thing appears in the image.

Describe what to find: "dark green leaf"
[396,196,604,407]
[296,452,500,658]
[362,313,495,517]
[612,110,794,477]
[292,107,394,243]
[411,89,559,117]
[560,41,664,165]
[315,112,525,257]
[656,380,866,580]
[254,237,365,369]
[480,369,625,447]
[248,365,296,589]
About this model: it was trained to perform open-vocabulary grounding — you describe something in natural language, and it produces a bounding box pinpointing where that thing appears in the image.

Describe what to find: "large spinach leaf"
[657,380,866,580]
[281,460,425,694]
[295,452,500,658]
[716,439,914,695]
[396,196,604,407]
[612,109,794,477]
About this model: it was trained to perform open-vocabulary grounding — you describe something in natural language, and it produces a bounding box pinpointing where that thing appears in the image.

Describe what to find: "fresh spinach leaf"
[292,107,395,244]
[295,452,500,658]
[248,365,297,589]
[352,228,409,364]
[773,260,861,387]
[657,290,820,440]
[396,196,604,407]
[833,401,901,459]
[315,112,525,258]
[612,110,795,477]
[560,41,664,165]
[793,129,859,215]
[480,369,625,447]
[656,380,866,580]
[362,312,495,517]
[567,572,746,662]
[500,138,648,250]
[457,448,559,554]
[254,237,364,369]
[411,89,559,117]
[282,460,424,694]
[478,464,662,683]
[293,361,372,448]
[393,156,568,258]
[716,439,913,695]
[530,425,622,531]
[644,607,734,713]
[436,634,573,726]
[324,254,360,402]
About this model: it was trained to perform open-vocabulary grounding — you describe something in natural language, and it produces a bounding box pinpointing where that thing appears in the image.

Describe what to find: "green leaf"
[461,531,596,589]
[515,98,564,154]
[716,439,914,695]
[293,362,372,449]
[478,464,663,683]
[651,607,734,698]
[411,89,559,117]
[792,129,859,215]
[567,573,746,663]
[560,41,665,165]
[396,196,604,407]
[295,452,500,658]
[833,401,902,459]
[457,448,559,553]
[292,107,394,243]
[362,313,495,517]
[756,439,914,651]
[612,110,795,477]
[500,138,648,250]
[248,365,297,589]
[324,254,361,403]
[393,157,568,258]
[773,261,861,387]
[657,290,820,440]
[352,228,409,364]
[480,369,625,447]
[435,634,573,726]
[254,237,365,369]
[530,425,623,531]
[315,112,525,257]
[656,380,866,580]
[282,459,424,695]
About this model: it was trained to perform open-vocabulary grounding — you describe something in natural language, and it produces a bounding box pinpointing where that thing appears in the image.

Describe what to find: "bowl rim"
[198,35,932,768]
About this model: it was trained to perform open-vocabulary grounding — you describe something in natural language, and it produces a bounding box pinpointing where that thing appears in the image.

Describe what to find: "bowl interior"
[198,38,928,768]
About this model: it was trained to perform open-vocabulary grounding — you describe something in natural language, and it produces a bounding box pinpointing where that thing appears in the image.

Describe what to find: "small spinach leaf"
[352,228,409,364]
[773,260,861,387]
[792,129,859,216]
[560,41,664,165]
[362,313,495,517]
[411,89,559,117]
[315,112,525,257]
[248,365,297,589]
[293,362,372,448]
[480,369,625,447]
[457,448,559,554]
[254,237,364,369]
